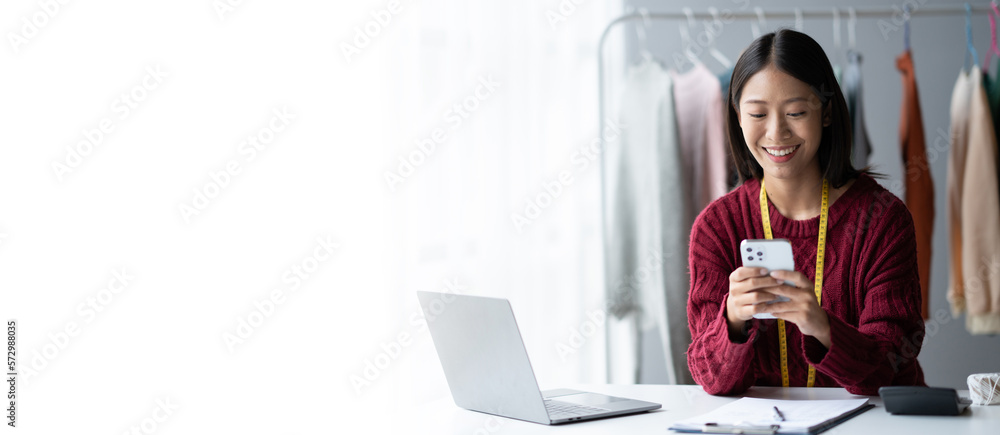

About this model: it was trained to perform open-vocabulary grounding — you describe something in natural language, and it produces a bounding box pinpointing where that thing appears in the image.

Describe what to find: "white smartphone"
[740,239,794,320]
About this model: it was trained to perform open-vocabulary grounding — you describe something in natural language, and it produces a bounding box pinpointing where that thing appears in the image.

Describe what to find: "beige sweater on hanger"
[957,68,1000,334]
[947,71,971,319]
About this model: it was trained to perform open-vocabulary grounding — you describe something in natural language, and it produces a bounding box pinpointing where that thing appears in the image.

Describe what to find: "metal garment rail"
[597,4,995,143]
[595,3,992,383]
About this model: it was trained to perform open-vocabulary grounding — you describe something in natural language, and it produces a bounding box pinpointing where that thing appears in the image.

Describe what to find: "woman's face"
[736,64,830,182]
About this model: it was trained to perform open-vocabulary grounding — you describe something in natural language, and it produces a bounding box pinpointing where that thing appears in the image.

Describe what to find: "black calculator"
[878,386,973,416]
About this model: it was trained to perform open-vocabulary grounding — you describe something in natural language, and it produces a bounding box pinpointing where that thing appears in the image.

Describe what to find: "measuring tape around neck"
[759,178,829,388]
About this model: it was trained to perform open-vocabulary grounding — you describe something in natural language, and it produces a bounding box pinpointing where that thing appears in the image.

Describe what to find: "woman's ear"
[822,100,832,127]
[734,104,742,127]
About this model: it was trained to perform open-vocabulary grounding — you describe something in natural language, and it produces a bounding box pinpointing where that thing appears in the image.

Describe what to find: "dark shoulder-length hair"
[726,28,867,188]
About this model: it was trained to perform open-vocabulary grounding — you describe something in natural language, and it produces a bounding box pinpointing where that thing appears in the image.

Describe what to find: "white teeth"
[765,146,799,157]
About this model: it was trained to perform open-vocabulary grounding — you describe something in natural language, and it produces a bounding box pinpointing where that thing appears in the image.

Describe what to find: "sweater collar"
[745,174,873,238]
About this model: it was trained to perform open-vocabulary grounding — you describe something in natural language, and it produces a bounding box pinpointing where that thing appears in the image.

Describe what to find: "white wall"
[2,1,627,432]
[622,0,1000,389]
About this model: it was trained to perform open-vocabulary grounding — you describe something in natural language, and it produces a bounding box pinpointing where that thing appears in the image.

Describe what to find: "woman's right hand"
[725,266,783,335]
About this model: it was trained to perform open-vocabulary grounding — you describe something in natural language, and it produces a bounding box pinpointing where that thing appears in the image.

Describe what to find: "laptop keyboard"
[544,400,609,420]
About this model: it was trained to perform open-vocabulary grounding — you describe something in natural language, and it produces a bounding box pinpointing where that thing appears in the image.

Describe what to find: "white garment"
[602,59,692,384]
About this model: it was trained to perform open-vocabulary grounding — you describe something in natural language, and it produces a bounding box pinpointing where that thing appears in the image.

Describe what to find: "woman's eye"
[787,111,806,117]
[749,114,765,119]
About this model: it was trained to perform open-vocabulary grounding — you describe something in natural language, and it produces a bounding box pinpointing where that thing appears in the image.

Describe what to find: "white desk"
[396,385,999,434]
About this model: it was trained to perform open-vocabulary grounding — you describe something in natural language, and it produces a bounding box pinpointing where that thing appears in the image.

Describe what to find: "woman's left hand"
[764,270,832,349]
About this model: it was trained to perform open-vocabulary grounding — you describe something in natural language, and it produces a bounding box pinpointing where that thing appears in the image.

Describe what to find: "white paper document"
[669,397,872,434]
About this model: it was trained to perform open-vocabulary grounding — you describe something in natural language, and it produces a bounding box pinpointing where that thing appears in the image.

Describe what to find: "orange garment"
[897,50,934,319]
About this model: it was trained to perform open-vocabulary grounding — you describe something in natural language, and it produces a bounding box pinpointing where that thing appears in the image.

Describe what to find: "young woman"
[686,29,926,395]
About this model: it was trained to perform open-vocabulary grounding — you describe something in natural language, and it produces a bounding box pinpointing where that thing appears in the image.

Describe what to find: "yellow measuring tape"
[759,178,829,388]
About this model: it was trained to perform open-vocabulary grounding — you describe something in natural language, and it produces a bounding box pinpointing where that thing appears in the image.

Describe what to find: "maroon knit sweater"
[687,174,926,396]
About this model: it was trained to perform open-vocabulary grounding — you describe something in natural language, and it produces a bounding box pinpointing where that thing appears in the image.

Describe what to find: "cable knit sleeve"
[801,200,926,395]
[687,205,757,395]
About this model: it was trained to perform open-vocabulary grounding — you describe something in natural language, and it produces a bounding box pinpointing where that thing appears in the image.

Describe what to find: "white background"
[1,0,621,433]
[7,1,999,434]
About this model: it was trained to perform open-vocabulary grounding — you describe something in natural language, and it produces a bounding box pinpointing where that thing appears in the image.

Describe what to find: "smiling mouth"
[764,145,801,157]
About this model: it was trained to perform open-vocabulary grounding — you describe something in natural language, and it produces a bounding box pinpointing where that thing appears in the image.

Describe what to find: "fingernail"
[760,269,769,275]
[769,271,780,278]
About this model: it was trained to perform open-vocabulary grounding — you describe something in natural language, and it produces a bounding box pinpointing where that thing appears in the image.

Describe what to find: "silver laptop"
[417,291,661,425]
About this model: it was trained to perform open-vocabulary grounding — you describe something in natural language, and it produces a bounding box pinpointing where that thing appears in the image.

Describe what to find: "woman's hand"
[726,266,784,335]
[762,270,832,348]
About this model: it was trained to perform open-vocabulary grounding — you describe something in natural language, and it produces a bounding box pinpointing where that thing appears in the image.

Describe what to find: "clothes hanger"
[625,6,655,68]
[848,7,857,51]
[679,7,702,67]
[982,1,1000,73]
[707,7,733,69]
[904,4,912,51]
[832,7,846,67]
[751,7,766,39]
[635,7,655,66]
[966,3,980,72]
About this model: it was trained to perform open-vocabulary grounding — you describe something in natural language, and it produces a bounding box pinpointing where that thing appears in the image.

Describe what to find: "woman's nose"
[766,116,792,142]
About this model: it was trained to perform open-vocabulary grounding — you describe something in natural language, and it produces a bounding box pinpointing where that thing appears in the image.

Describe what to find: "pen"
[772,406,785,422]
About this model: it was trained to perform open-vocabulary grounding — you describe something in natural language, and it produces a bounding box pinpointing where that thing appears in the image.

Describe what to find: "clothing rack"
[596,3,995,384]
[597,3,995,142]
